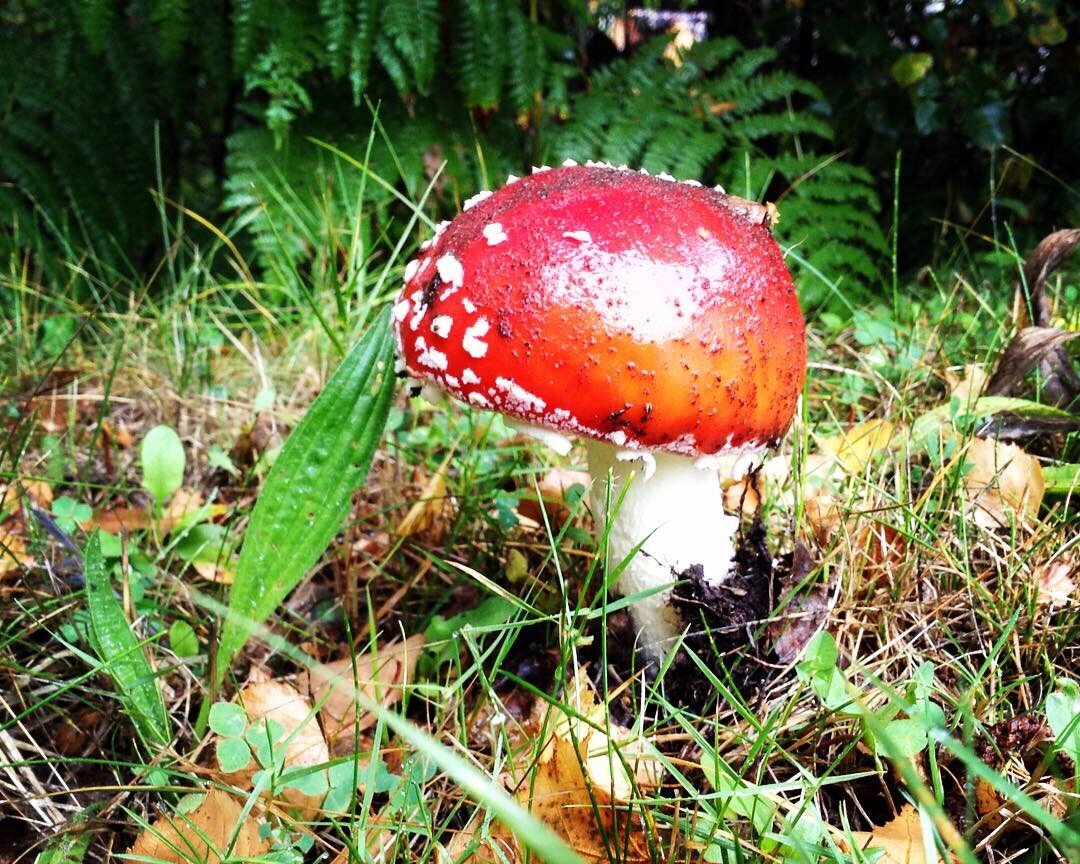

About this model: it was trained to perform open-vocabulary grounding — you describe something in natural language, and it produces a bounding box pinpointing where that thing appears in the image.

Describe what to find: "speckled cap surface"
[393,163,806,456]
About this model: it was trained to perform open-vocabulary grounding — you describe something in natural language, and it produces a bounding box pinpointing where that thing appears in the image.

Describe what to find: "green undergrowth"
[0,159,1078,864]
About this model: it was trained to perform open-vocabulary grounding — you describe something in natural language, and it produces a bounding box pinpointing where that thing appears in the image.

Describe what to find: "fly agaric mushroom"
[392,162,806,656]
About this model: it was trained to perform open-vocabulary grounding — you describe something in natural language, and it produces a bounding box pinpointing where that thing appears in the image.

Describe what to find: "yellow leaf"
[963,439,1045,529]
[446,668,665,863]
[128,789,268,863]
[820,419,895,474]
[944,364,988,405]
[0,531,33,577]
[842,806,928,864]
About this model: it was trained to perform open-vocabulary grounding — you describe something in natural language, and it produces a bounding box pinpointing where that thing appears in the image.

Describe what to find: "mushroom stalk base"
[585,442,740,657]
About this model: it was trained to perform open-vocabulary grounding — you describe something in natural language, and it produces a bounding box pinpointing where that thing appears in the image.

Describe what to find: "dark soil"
[580,518,790,719]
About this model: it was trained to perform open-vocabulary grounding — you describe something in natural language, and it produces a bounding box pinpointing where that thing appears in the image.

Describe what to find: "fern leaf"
[455,0,505,109]
[380,0,440,95]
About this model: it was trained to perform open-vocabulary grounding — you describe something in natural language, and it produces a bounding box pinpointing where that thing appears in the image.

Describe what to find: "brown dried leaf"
[1036,560,1077,609]
[128,789,269,863]
[88,488,224,535]
[804,494,843,546]
[528,671,662,842]
[28,394,96,434]
[964,439,1045,529]
[984,327,1080,397]
[723,470,762,517]
[855,521,910,589]
[517,467,591,529]
[54,708,104,756]
[0,531,32,577]
[769,586,833,664]
[396,467,450,541]
[1020,228,1080,328]
[298,634,426,754]
[22,480,53,508]
[221,680,329,818]
[945,364,989,404]
[446,669,666,864]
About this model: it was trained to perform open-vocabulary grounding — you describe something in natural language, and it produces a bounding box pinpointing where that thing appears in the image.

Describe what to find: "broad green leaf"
[35,806,98,864]
[215,737,252,773]
[877,718,928,759]
[891,52,933,87]
[1029,16,1067,46]
[208,701,248,738]
[84,532,170,748]
[699,749,777,834]
[140,425,186,503]
[173,523,234,570]
[283,766,329,796]
[1043,463,1080,495]
[797,630,838,673]
[168,620,199,658]
[1046,680,1080,764]
[215,314,396,685]
[989,0,1017,26]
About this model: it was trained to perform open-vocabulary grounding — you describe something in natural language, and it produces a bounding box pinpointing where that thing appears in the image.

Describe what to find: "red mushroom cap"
[393,164,806,456]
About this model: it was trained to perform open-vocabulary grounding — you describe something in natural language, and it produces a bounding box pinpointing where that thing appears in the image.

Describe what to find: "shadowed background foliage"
[1,0,1077,314]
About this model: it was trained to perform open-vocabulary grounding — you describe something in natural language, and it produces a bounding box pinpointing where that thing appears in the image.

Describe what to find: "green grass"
[0,156,1078,864]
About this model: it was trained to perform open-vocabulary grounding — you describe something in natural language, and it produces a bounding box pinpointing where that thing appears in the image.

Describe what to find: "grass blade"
[215,312,396,686]
[84,532,170,749]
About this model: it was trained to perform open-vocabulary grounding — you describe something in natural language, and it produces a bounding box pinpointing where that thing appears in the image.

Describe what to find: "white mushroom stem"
[585,441,741,656]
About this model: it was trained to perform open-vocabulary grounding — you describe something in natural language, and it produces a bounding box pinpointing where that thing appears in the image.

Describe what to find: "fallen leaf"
[298,634,426,754]
[804,494,843,546]
[191,559,236,584]
[855,520,909,589]
[517,467,591,529]
[22,480,53,508]
[87,488,225,535]
[54,708,104,756]
[820,419,895,474]
[0,531,33,577]
[396,466,450,541]
[112,422,135,448]
[723,469,763,516]
[29,394,96,434]
[221,680,329,818]
[447,668,665,863]
[945,364,989,404]
[841,805,927,864]
[964,439,1045,529]
[1036,560,1077,609]
[128,788,269,863]
[769,586,833,664]
[984,327,1080,398]
[974,715,1057,835]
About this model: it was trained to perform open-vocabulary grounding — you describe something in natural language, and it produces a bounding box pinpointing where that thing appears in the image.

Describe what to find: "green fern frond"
[380,0,441,95]
[456,0,505,109]
[149,0,190,59]
[349,0,379,100]
[319,0,352,77]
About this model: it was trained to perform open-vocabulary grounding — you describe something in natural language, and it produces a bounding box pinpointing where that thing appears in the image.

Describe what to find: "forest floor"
[1,234,1078,863]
